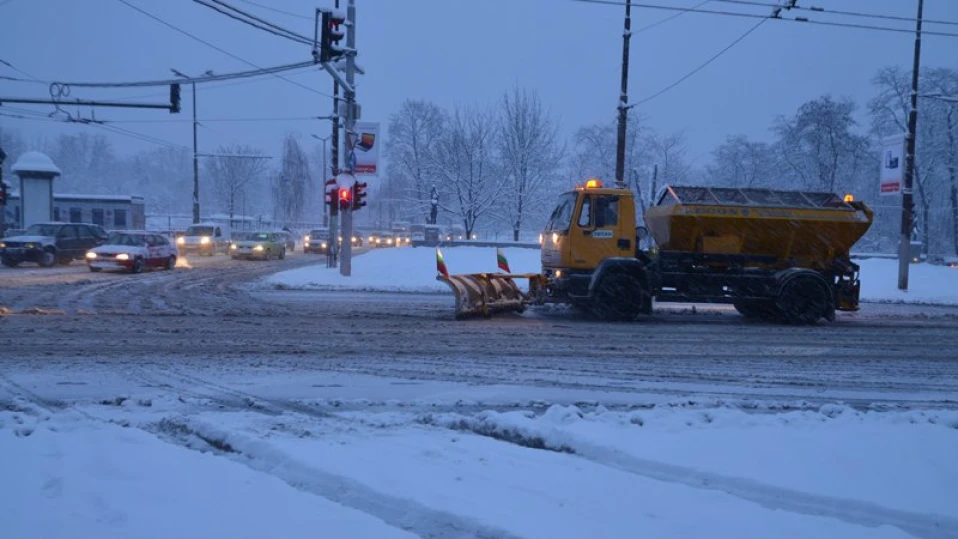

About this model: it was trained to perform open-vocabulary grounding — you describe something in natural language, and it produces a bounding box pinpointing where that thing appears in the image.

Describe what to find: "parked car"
[85,231,177,273]
[230,231,286,261]
[0,222,108,268]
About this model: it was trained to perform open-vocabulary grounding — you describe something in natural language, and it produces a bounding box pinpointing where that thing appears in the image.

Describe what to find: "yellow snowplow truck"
[439,180,874,324]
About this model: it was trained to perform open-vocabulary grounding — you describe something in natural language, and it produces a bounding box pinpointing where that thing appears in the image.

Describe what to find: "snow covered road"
[2,253,957,538]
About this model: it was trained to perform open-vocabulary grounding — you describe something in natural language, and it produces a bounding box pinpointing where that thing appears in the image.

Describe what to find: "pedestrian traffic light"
[320,10,346,63]
[338,186,351,210]
[352,181,367,211]
[170,83,181,114]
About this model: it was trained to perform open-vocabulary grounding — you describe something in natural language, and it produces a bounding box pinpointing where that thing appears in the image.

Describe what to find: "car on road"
[372,232,396,247]
[304,228,331,254]
[230,231,286,261]
[176,222,230,256]
[85,231,177,273]
[1,222,108,268]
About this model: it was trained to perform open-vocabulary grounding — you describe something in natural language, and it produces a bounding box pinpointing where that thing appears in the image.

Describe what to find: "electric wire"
[569,0,958,38]
[193,0,313,45]
[636,0,711,33]
[710,0,958,27]
[115,0,333,98]
[235,0,312,21]
[0,58,45,82]
[627,17,767,108]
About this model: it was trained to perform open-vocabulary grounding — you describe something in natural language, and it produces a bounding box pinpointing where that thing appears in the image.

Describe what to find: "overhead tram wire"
[627,17,768,109]
[569,0,958,38]
[709,0,958,27]
[234,0,312,22]
[115,0,333,98]
[198,0,313,45]
[635,0,712,33]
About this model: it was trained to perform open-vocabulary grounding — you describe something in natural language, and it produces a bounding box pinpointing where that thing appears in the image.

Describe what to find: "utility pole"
[614,0,632,188]
[329,0,342,270]
[0,147,7,237]
[340,0,357,277]
[172,68,211,224]
[898,0,924,291]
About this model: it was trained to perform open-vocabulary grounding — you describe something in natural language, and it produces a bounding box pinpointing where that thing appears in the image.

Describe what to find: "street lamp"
[171,68,213,224]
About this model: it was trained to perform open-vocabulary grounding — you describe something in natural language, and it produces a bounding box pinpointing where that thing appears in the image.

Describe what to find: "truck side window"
[594,196,618,228]
[578,197,592,227]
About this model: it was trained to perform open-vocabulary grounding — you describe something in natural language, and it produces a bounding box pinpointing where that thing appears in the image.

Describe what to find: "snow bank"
[268,246,540,293]
[858,258,958,305]
[269,246,958,305]
[0,404,416,539]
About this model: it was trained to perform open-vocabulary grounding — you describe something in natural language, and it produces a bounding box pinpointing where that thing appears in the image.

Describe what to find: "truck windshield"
[545,193,578,232]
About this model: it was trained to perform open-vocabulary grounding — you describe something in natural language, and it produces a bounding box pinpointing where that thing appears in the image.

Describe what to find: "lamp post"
[171,68,212,224]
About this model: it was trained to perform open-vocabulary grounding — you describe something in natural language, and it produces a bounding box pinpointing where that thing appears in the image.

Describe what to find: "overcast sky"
[1,0,956,171]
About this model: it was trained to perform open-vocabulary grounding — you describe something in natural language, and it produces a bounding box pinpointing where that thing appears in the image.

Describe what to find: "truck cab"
[541,179,642,302]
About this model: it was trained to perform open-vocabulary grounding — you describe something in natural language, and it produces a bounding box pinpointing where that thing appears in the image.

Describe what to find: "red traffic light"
[338,187,351,209]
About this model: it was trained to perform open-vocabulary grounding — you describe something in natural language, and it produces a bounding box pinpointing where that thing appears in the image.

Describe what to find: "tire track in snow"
[437,415,958,539]
[146,417,523,539]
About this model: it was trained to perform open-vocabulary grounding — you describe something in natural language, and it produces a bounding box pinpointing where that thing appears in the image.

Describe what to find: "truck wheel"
[776,275,829,325]
[591,272,646,322]
[39,249,56,268]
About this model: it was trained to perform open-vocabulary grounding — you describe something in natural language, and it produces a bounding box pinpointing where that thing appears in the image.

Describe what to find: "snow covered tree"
[205,144,269,225]
[773,95,870,194]
[386,99,445,223]
[707,135,775,188]
[646,131,691,187]
[432,104,504,239]
[870,67,958,255]
[496,87,563,241]
[271,136,310,225]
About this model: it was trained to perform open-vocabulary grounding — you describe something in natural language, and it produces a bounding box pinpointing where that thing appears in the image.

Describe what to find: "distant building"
[3,193,146,231]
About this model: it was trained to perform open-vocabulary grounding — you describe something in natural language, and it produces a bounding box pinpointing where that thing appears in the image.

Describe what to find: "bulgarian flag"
[436,247,449,278]
[497,248,511,273]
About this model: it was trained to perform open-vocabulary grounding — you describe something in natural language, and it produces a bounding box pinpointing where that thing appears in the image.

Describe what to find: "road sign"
[880,134,905,196]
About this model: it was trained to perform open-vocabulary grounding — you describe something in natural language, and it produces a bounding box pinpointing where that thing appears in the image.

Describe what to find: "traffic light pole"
[340,0,357,277]
[0,147,7,237]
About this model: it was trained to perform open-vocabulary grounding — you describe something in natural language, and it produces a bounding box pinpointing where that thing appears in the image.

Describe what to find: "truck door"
[574,194,631,267]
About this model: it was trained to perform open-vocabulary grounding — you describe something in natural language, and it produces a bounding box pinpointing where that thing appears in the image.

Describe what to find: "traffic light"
[170,83,181,114]
[352,181,367,211]
[338,186,351,210]
[320,10,346,63]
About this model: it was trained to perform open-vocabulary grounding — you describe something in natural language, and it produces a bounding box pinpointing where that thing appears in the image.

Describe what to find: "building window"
[114,209,127,228]
[69,208,82,223]
[53,207,61,221]
[91,209,105,226]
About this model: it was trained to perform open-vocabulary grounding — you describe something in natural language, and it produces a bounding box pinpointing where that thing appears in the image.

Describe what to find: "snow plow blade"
[438,273,538,319]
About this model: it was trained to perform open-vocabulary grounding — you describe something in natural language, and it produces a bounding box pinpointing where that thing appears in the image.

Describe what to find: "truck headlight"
[321,242,327,248]
[200,236,211,245]
[116,253,130,261]
[0,242,5,249]
[552,232,559,244]
[304,235,310,242]
[86,252,97,259]
[230,244,238,250]
[177,237,185,245]
[253,245,264,251]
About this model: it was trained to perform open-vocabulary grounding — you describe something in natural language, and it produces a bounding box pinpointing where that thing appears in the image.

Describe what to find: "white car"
[86,231,177,273]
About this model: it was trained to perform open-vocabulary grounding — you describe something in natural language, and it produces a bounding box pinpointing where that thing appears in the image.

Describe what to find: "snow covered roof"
[11,151,62,176]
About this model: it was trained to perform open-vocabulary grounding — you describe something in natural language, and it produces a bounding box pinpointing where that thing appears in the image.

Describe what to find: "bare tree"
[707,135,775,188]
[497,87,563,241]
[571,115,648,187]
[270,135,310,225]
[646,131,691,186]
[206,144,269,225]
[386,99,445,223]
[432,104,503,238]
[870,67,958,254]
[774,95,870,193]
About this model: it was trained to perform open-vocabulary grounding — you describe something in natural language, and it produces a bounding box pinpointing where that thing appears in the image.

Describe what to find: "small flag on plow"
[497,248,511,273]
[437,247,449,278]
